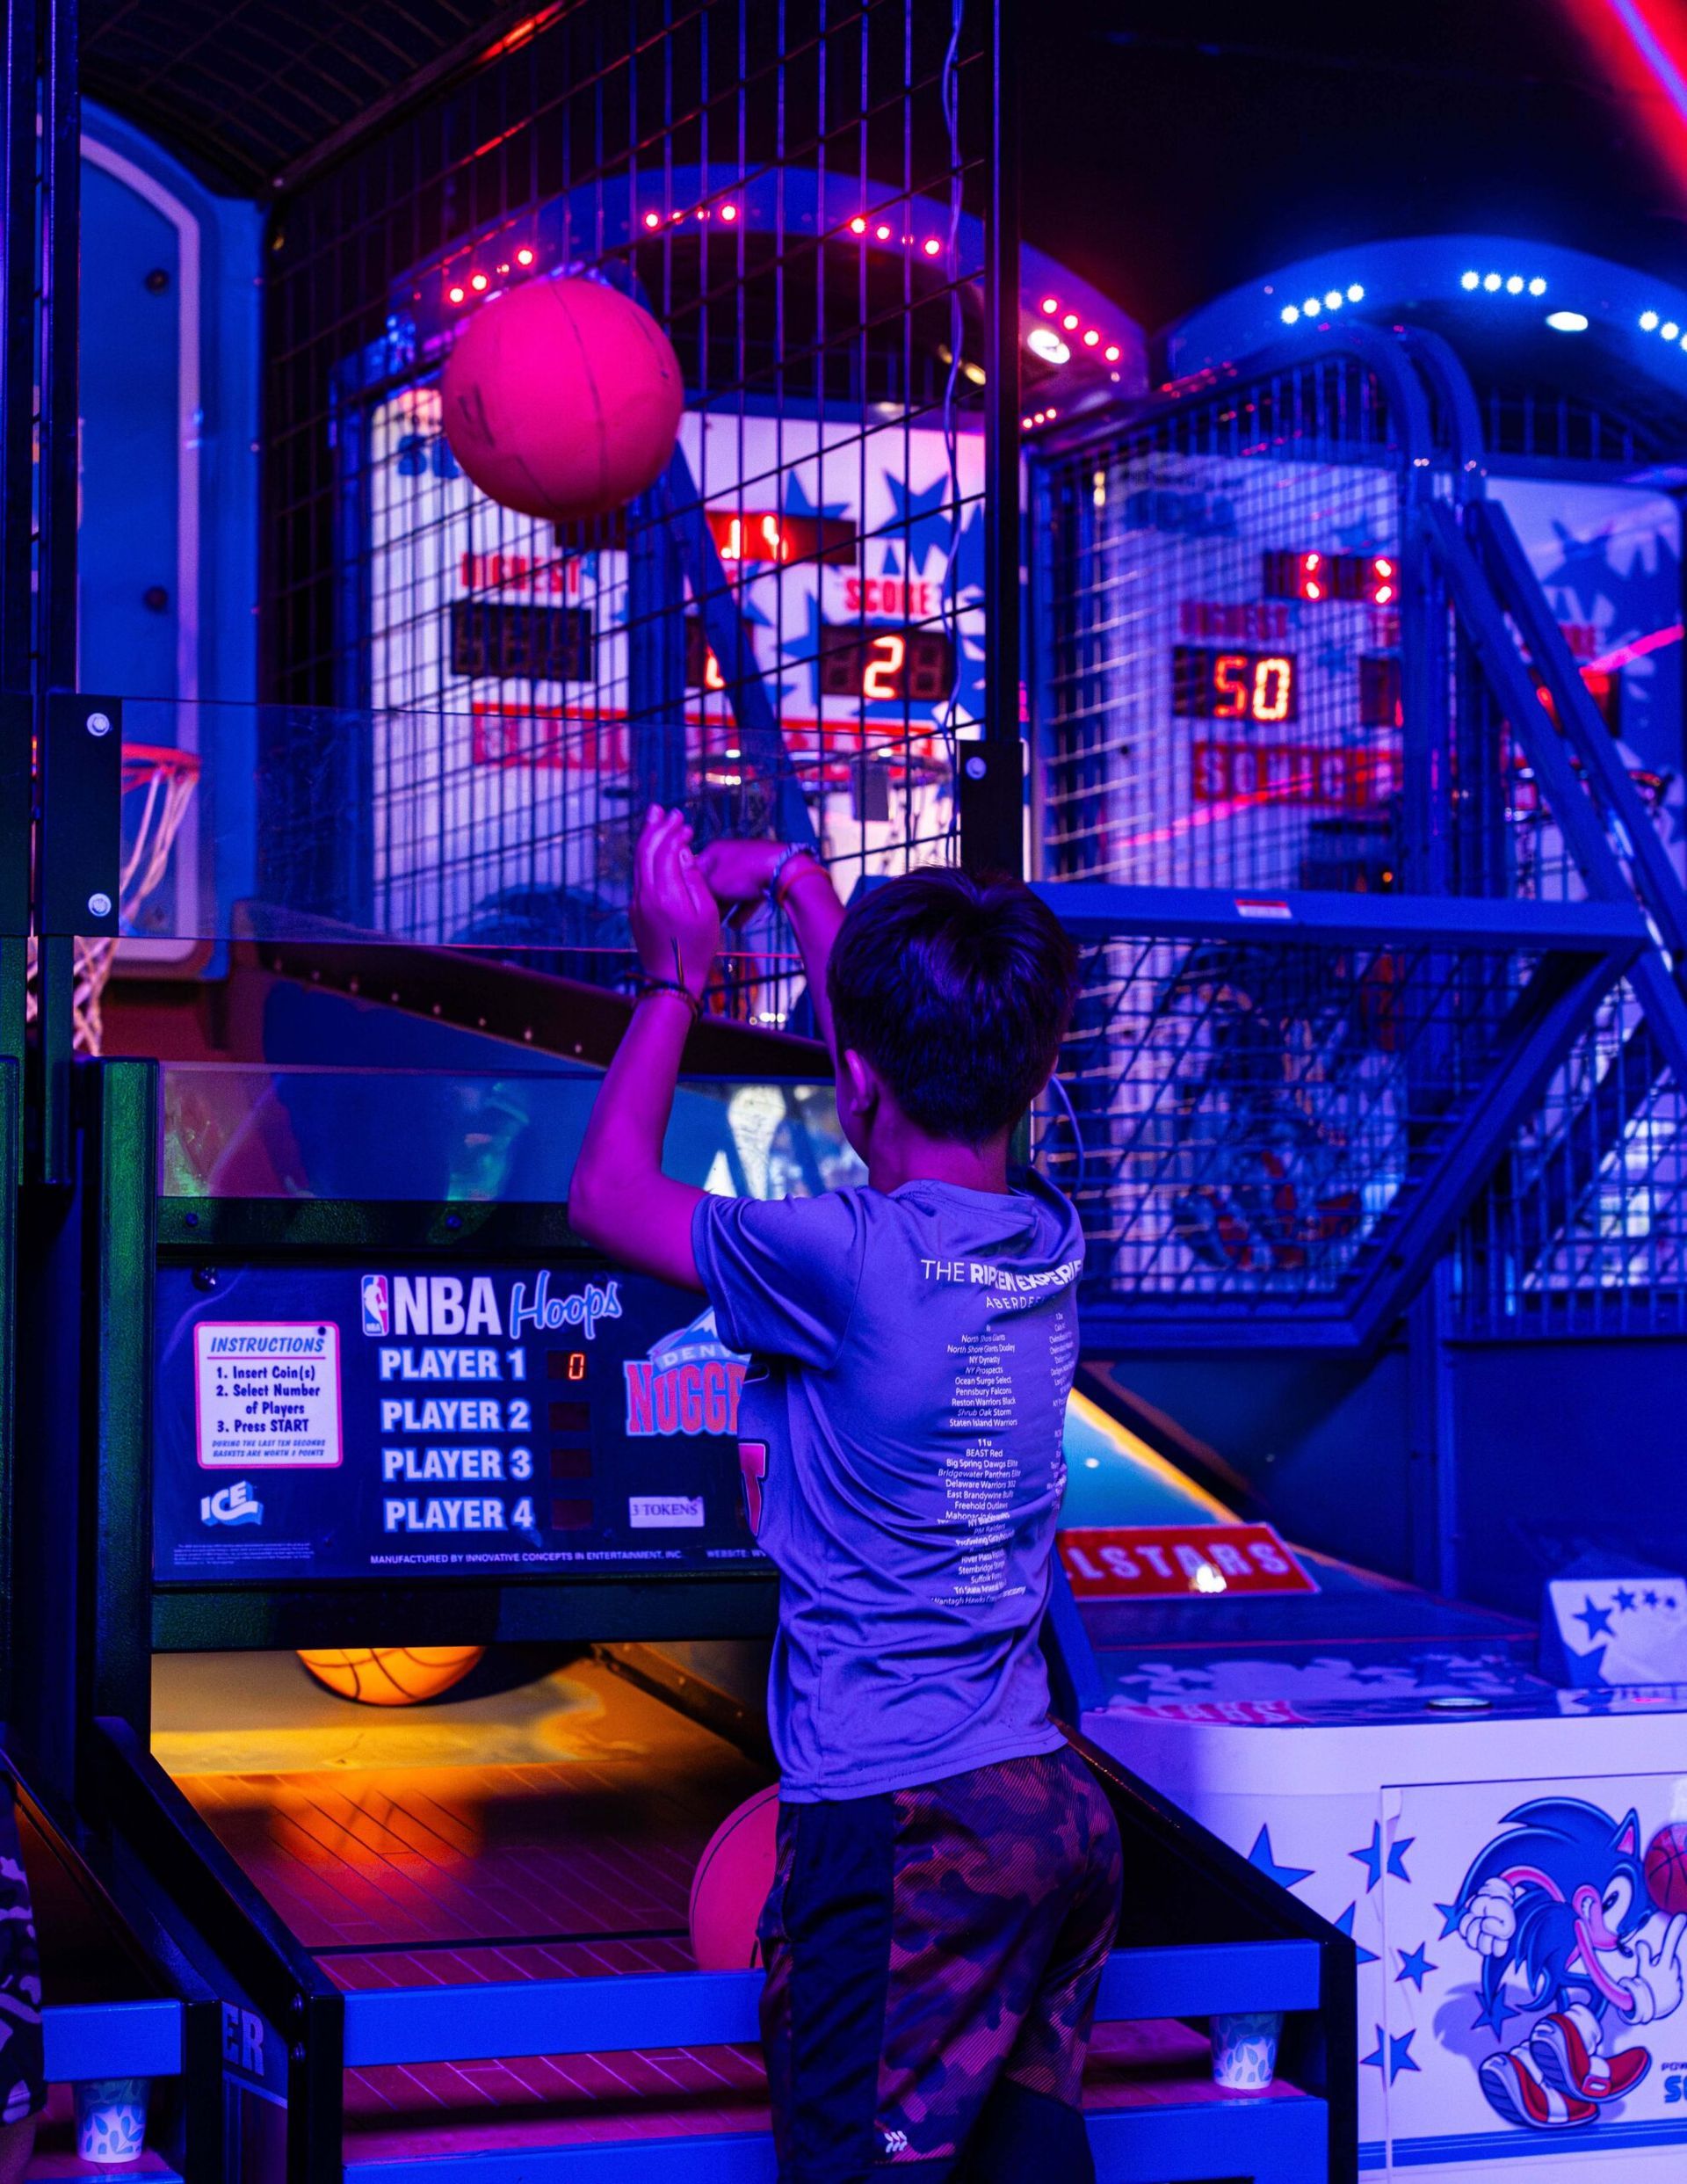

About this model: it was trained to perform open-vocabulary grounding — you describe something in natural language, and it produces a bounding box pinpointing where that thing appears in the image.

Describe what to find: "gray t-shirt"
[692,1172,1083,1802]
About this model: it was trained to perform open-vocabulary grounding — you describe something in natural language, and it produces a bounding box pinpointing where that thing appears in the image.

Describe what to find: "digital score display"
[1263,549,1398,606]
[818,623,955,704]
[1171,646,1298,723]
[153,1263,766,1583]
[705,510,858,566]
[449,601,594,682]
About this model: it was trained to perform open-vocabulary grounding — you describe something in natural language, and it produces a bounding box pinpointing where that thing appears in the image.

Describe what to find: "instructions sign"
[1058,1523,1317,1600]
[194,1323,343,1468]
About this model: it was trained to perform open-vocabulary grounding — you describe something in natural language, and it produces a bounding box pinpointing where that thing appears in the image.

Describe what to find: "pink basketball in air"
[690,1785,779,1970]
[1645,1822,1687,1914]
[440,277,684,522]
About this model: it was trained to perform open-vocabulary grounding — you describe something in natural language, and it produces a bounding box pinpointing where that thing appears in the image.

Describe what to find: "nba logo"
[360,1275,389,1337]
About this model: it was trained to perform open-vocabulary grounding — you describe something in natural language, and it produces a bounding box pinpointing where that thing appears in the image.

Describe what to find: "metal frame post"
[966,0,1023,881]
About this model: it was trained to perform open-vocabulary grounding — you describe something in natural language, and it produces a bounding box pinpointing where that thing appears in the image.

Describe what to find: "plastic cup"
[74,2077,149,2165]
[1211,2010,1282,2091]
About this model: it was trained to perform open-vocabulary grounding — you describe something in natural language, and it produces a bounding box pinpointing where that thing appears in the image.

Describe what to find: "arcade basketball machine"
[15,1,1355,2180]
[1018,279,1687,2173]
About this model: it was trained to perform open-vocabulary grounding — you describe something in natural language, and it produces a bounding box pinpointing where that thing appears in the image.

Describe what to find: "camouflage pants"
[0,1800,43,2125]
[758,1744,1122,2181]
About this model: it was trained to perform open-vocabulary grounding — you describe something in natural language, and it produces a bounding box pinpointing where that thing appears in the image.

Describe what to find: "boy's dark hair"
[827,869,1078,1143]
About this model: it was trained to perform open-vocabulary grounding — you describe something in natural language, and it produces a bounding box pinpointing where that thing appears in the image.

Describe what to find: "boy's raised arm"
[698,838,844,1061]
[568,807,718,1290]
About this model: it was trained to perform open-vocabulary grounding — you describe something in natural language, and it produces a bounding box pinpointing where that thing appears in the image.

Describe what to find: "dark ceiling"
[81,0,1687,338]
[81,0,510,191]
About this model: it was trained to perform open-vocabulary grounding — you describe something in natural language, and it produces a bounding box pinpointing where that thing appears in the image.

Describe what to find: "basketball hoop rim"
[121,742,202,786]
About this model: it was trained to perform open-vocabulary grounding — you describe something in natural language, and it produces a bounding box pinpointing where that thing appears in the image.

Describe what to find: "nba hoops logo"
[361,1275,391,1338]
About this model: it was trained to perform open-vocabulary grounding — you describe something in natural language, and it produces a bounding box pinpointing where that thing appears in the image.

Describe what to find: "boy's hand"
[697,835,786,909]
[632,806,720,996]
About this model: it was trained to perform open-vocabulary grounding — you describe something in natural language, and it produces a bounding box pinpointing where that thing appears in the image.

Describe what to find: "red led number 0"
[1252,656,1292,722]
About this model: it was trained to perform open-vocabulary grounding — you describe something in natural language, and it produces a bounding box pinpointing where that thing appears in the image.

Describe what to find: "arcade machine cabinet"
[1053,1405,1687,2178]
[61,1052,1354,2182]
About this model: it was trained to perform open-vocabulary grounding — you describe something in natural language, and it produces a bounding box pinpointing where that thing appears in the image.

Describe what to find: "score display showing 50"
[1172,645,1298,723]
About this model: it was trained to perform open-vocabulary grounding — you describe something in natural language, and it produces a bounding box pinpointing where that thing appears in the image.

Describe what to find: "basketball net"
[25,744,202,1056]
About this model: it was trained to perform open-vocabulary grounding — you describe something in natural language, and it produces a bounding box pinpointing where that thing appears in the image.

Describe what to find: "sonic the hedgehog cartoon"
[1453,1797,1686,2130]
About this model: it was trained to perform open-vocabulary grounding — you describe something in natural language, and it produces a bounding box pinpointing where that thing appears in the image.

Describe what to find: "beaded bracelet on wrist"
[635,977,703,1019]
[767,842,822,909]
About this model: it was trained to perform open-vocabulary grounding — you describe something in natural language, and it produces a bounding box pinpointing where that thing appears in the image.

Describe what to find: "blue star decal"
[1387,1834,1415,1884]
[1645,1589,1661,1607]
[1574,1596,1615,1641]
[1436,1898,1465,1939]
[1361,2024,1387,2073]
[1395,1942,1436,1990]
[1248,1825,1314,1892]
[778,466,852,534]
[1388,2030,1421,2082]
[1614,1587,1639,1612]
[1350,1823,1386,1891]
[1334,1902,1379,1965]
[880,472,952,575]
[1472,1985,1517,2037]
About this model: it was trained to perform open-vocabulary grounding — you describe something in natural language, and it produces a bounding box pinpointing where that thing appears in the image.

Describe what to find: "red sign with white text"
[1058,1524,1317,1600]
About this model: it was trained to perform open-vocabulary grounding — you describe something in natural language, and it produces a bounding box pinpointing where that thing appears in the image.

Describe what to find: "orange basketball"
[297,1646,485,1706]
[440,276,684,521]
[689,1785,779,1970]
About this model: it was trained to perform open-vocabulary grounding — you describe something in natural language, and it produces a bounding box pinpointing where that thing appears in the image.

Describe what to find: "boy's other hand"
[697,835,786,909]
[632,805,721,995]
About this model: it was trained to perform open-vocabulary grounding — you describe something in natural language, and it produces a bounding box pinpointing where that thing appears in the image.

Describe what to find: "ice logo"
[361,1274,390,1337]
[200,1480,264,1527]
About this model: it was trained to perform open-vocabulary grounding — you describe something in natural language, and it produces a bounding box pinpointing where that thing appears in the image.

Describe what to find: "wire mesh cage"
[1032,919,1569,1326]
[1031,353,1415,899]
[256,0,1000,983]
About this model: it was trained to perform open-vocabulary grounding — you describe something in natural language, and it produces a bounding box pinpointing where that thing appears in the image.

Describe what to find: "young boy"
[569,809,1121,2182]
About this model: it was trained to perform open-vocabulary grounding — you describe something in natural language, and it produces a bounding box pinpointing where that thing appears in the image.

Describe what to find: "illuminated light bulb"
[1325,289,1343,308]
[875,224,890,240]
[850,216,867,235]
[1506,275,1524,294]
[1021,416,1032,430]
[643,211,661,229]
[1664,322,1680,342]
[447,286,465,304]
[515,247,534,265]
[923,237,941,256]
[720,204,738,221]
[1303,296,1320,315]
[1528,277,1546,295]
[1546,309,1589,333]
[1082,328,1099,345]
[1347,283,1365,301]
[1461,270,1481,290]
[1041,295,1059,314]
[1104,344,1120,361]
[496,262,510,275]
[1640,310,1660,330]
[1483,272,1502,291]
[1062,312,1079,330]
[696,207,709,219]
[470,272,489,292]
[1026,325,1070,364]
[1280,304,1301,324]
[1046,405,1057,417]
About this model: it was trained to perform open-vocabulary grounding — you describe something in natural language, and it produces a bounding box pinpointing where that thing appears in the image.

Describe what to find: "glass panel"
[161,1063,860,1203]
